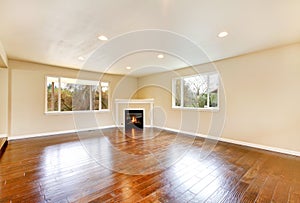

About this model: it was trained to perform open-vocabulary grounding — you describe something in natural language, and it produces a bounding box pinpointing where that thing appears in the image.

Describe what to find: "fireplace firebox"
[125,109,144,130]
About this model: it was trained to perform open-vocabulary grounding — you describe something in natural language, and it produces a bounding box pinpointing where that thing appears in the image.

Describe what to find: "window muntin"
[46,76,109,112]
[172,72,219,109]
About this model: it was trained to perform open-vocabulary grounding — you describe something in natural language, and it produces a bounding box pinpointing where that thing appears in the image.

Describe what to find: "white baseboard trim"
[0,134,7,138]
[219,137,300,157]
[8,125,116,141]
[154,126,300,157]
[153,126,208,138]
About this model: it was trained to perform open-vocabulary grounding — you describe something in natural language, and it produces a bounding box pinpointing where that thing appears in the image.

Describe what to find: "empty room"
[0,1,300,202]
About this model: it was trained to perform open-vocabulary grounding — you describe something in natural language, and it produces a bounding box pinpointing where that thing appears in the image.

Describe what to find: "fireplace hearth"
[125,109,144,130]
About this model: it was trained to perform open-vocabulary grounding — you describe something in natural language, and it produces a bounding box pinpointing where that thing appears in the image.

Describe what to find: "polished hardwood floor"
[0,128,299,203]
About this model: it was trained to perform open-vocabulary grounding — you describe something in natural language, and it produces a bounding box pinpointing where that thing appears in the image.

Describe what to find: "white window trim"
[45,76,110,114]
[172,72,220,111]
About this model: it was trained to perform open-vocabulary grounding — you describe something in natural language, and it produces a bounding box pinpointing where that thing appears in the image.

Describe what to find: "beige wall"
[0,68,8,135]
[218,43,300,152]
[9,60,137,137]
[137,43,300,152]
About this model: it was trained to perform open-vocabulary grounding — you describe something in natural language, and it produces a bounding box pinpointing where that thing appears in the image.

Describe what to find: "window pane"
[92,85,99,110]
[72,84,91,111]
[61,82,74,111]
[101,82,109,109]
[208,74,219,107]
[183,75,208,108]
[209,90,218,107]
[47,77,59,111]
[174,79,181,106]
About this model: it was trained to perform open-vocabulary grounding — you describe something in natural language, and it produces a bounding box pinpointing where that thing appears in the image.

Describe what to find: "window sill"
[172,107,219,112]
[45,110,110,115]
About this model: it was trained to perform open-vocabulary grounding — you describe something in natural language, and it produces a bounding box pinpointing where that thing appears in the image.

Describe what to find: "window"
[46,76,109,112]
[172,72,219,109]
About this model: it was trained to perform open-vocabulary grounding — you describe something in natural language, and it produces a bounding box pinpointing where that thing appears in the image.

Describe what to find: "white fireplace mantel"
[115,99,154,127]
[115,98,154,104]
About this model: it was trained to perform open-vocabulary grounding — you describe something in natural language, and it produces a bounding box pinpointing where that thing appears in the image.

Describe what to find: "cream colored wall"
[137,43,300,152]
[218,43,300,152]
[9,60,137,137]
[0,68,8,135]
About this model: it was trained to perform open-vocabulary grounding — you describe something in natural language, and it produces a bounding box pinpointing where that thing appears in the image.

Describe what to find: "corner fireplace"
[124,109,144,130]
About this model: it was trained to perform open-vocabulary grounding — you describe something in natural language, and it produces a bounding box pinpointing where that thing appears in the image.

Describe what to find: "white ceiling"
[0,0,300,76]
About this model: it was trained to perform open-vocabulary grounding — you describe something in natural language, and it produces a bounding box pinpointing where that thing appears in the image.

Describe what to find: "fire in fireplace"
[125,109,144,130]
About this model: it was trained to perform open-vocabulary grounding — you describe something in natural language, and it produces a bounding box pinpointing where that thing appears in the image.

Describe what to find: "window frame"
[45,75,110,114]
[172,72,220,111]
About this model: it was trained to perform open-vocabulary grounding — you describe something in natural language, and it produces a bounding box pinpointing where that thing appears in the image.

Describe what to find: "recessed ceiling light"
[126,66,132,70]
[157,54,164,59]
[218,31,228,38]
[78,56,85,61]
[98,35,108,41]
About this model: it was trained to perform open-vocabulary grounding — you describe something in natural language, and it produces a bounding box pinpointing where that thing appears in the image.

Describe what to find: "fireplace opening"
[125,109,144,130]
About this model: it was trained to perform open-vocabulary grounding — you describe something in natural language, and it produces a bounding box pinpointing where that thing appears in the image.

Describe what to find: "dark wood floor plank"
[288,182,300,203]
[0,128,299,202]
[220,180,249,202]
[240,173,268,203]
[272,180,290,203]
[255,175,279,203]
[205,187,229,203]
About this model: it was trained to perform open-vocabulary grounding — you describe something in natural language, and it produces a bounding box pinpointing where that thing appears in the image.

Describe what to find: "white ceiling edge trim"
[0,41,8,68]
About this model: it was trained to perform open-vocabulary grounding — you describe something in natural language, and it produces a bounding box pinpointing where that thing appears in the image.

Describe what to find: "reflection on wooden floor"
[0,128,300,202]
